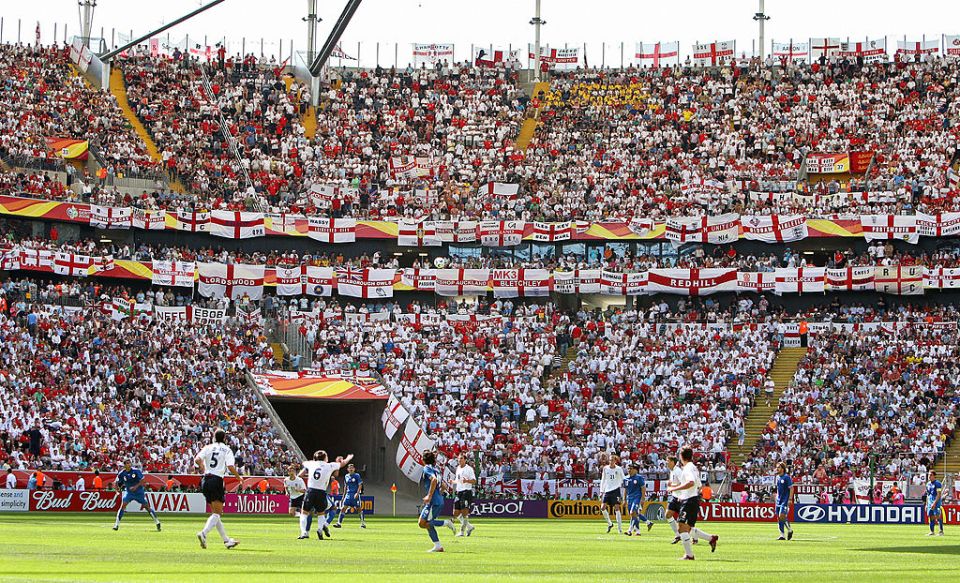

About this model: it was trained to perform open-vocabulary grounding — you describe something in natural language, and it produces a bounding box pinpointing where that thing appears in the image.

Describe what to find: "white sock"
[463,516,471,528]
[201,514,218,536]
[615,510,622,531]
[785,521,792,533]
[316,514,327,532]
[443,519,454,529]
[692,527,713,540]
[681,532,694,557]
[299,513,308,535]
[214,516,228,543]
[668,517,680,536]
[601,509,611,526]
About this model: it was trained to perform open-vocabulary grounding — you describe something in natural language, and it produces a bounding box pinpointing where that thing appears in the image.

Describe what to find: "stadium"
[0,0,958,580]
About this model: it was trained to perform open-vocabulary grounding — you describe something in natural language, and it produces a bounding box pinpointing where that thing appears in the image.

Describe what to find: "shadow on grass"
[862,545,960,555]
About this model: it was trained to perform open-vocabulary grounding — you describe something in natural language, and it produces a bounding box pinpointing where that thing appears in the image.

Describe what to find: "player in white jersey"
[452,454,477,537]
[194,429,243,549]
[599,455,626,534]
[284,465,306,518]
[297,450,353,540]
[666,456,683,544]
[667,448,718,561]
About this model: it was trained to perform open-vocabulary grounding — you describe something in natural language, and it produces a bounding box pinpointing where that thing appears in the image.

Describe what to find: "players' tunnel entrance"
[270,399,399,486]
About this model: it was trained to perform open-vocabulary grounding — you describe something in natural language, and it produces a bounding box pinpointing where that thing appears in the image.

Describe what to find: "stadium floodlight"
[100,0,227,62]
[530,0,546,82]
[753,0,771,60]
[309,0,364,77]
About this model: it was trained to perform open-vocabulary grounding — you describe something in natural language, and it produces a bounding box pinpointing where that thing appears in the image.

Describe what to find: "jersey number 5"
[210,452,220,468]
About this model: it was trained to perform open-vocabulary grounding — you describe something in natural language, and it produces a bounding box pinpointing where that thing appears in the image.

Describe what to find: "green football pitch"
[0,514,956,582]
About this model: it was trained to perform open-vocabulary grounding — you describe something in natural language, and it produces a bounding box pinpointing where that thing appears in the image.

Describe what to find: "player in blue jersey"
[925,470,944,536]
[417,451,456,552]
[112,460,161,531]
[623,465,654,536]
[334,463,366,528]
[774,462,794,540]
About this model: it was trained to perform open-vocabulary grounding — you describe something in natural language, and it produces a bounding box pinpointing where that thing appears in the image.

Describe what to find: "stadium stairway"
[302,105,318,140]
[108,68,186,194]
[727,347,808,467]
[941,428,960,475]
[515,81,550,151]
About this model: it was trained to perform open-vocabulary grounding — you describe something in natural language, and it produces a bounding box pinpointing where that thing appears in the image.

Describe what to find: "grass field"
[0,514,957,582]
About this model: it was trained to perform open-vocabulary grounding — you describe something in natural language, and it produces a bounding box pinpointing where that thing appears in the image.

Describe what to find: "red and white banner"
[627,218,654,237]
[917,212,960,238]
[924,267,960,289]
[528,45,579,64]
[265,213,303,235]
[336,268,395,299]
[389,156,439,179]
[479,220,525,247]
[305,266,334,296]
[737,271,776,293]
[826,267,875,291]
[553,269,601,294]
[600,270,648,296]
[665,214,739,244]
[741,215,808,243]
[197,263,265,300]
[209,211,265,239]
[396,417,434,482]
[151,260,195,288]
[275,265,307,296]
[435,221,477,243]
[647,268,737,296]
[52,252,95,277]
[772,41,809,63]
[153,305,227,326]
[635,41,680,67]
[401,268,436,291]
[896,39,939,56]
[474,47,516,67]
[532,222,571,242]
[382,393,410,440]
[492,269,552,298]
[861,214,919,244]
[774,266,826,295]
[27,490,206,513]
[168,210,210,232]
[90,205,132,229]
[946,35,960,57]
[839,38,887,62]
[477,182,520,198]
[131,208,166,230]
[435,269,489,296]
[692,40,735,66]
[307,217,356,243]
[398,220,442,247]
[18,248,54,269]
[875,265,924,295]
[809,37,841,60]
[413,43,454,65]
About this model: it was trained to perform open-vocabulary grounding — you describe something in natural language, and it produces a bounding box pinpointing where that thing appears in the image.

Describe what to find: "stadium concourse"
[1,22,960,578]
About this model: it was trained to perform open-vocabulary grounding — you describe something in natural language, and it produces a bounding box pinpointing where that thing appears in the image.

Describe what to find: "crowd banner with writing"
[896,39,939,56]
[209,211,266,239]
[772,41,808,63]
[151,260,195,288]
[861,214,920,244]
[132,208,166,230]
[692,41,735,66]
[839,38,887,63]
[307,217,357,243]
[168,210,210,232]
[197,263,265,300]
[774,266,826,295]
[90,205,132,229]
[491,268,552,298]
[741,215,808,243]
[806,152,849,174]
[335,267,395,299]
[647,268,738,296]
[412,43,454,65]
[874,265,924,295]
[826,267,875,291]
[435,268,490,296]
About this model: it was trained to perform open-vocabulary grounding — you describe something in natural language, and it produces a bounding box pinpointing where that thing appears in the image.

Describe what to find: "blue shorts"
[775,502,789,516]
[628,499,644,514]
[927,505,943,518]
[342,494,361,509]
[122,490,149,507]
[419,501,444,522]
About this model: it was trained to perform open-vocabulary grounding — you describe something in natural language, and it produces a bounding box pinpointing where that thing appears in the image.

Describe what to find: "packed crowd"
[0,44,156,175]
[0,282,293,475]
[523,57,960,220]
[740,322,959,485]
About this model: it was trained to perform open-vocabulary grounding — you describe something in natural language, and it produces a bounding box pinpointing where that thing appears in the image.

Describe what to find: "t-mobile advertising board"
[220,494,375,515]
[442,498,548,518]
